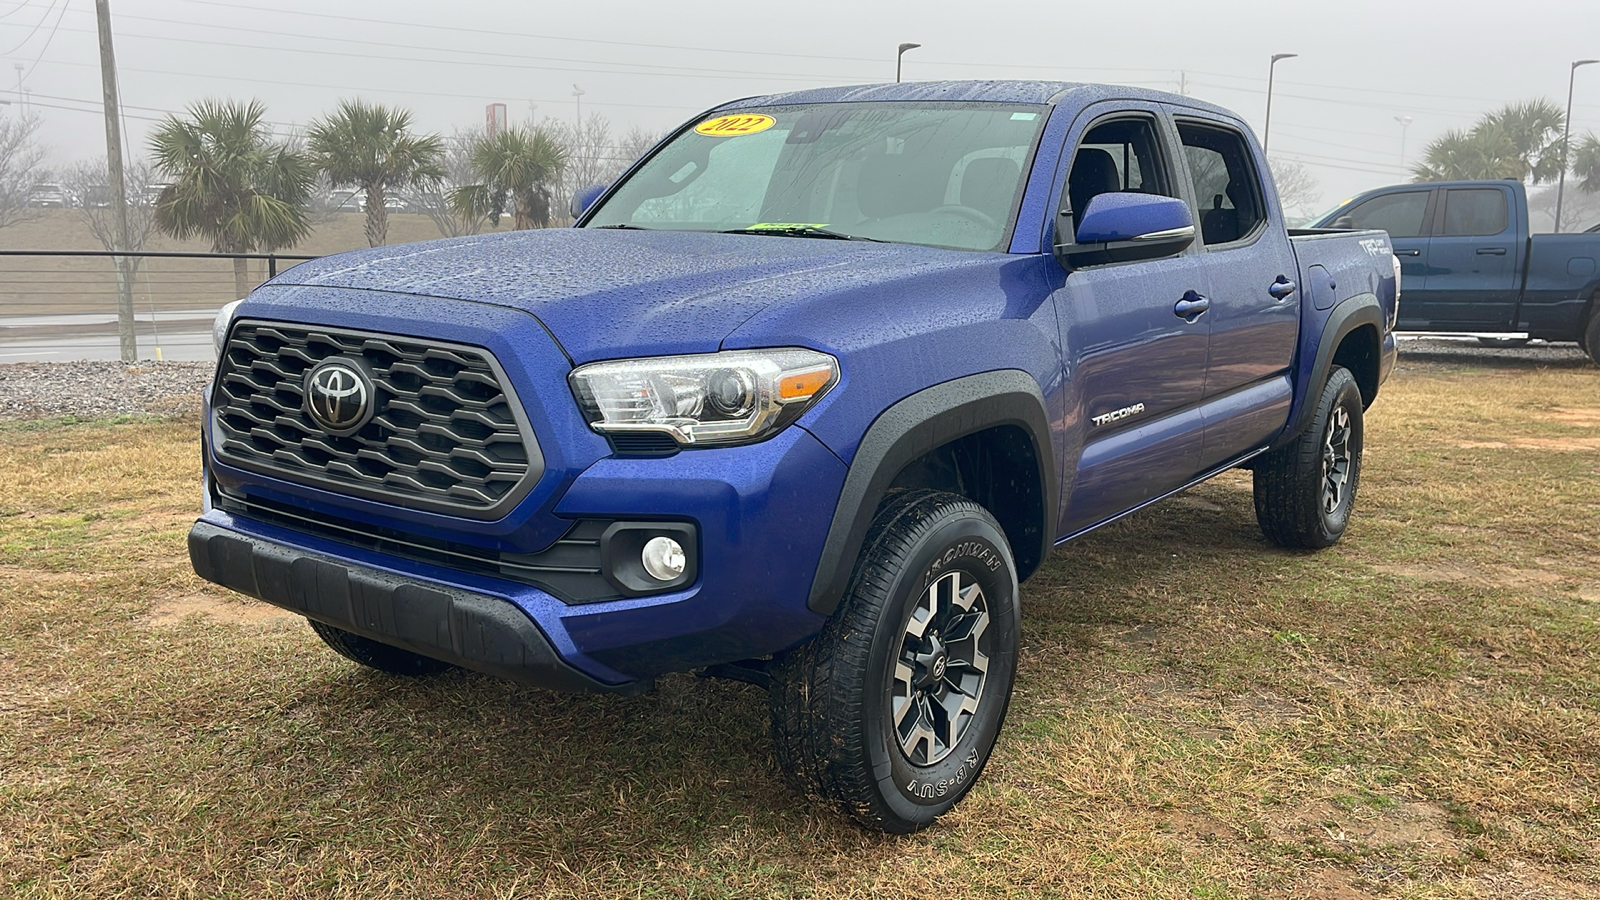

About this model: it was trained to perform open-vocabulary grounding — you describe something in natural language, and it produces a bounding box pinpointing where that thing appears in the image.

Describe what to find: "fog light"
[641,536,686,581]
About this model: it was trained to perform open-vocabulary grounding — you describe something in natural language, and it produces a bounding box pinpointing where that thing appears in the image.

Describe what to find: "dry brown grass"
[1,349,1597,898]
[0,209,514,317]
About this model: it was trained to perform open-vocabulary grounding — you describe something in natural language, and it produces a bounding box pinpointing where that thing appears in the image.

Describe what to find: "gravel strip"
[0,360,214,421]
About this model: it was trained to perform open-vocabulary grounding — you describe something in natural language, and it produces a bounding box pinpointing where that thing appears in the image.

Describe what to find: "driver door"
[1050,106,1212,536]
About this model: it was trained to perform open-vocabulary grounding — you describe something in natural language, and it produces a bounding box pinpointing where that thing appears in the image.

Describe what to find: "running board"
[1395,331,1530,340]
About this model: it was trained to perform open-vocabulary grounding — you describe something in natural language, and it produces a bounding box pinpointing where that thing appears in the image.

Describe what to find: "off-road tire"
[1253,366,1364,549]
[307,619,454,677]
[769,489,1020,833]
[1584,309,1600,366]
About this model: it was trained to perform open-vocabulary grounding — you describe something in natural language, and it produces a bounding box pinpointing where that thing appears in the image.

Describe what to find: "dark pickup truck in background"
[1313,179,1600,364]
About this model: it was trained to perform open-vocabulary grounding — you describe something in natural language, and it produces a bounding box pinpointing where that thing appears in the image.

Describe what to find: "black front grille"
[213,321,542,518]
[212,487,623,605]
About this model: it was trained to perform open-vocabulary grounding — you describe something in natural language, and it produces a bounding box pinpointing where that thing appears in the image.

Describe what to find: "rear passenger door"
[1418,185,1522,331]
[1173,114,1299,468]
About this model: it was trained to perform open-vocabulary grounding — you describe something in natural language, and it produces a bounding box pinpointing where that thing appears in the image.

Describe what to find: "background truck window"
[1340,191,1430,237]
[1440,188,1509,236]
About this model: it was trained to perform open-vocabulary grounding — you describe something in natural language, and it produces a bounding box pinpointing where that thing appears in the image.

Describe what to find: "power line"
[0,0,59,56]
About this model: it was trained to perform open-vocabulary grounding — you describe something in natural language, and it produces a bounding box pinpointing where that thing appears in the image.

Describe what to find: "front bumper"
[194,422,849,691]
[189,520,631,693]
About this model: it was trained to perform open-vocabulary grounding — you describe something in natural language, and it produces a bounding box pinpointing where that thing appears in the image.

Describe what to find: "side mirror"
[570,183,608,220]
[1332,215,1355,229]
[1056,193,1196,268]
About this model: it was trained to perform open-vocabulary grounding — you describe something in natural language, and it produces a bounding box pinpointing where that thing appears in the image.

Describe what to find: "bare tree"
[1528,181,1600,233]
[1267,158,1322,222]
[63,158,162,270]
[0,112,47,231]
[414,128,490,238]
[616,125,664,168]
[546,113,616,224]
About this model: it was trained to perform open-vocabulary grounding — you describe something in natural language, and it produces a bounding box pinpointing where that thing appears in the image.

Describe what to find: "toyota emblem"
[305,359,375,435]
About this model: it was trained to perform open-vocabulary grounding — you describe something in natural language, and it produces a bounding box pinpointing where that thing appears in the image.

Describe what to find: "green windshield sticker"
[744,222,831,230]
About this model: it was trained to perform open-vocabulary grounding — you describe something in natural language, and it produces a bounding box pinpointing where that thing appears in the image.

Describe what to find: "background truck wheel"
[307,620,454,677]
[1253,366,1364,549]
[1585,310,1600,366]
[768,489,1020,833]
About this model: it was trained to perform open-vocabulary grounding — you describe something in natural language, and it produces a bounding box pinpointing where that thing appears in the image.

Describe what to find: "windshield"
[583,102,1048,251]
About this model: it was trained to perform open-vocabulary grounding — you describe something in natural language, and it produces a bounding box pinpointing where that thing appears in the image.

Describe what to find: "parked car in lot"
[191,81,1399,832]
[1313,179,1600,364]
[25,183,69,208]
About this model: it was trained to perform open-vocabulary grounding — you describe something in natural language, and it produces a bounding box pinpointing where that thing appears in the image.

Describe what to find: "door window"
[1178,122,1267,246]
[1439,189,1509,236]
[1064,117,1173,238]
[1341,191,1430,237]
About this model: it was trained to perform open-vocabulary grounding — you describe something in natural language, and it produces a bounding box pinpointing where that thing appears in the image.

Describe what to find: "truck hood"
[266,228,996,362]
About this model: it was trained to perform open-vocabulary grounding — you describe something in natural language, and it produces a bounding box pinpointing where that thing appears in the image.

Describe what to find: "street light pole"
[1262,52,1298,156]
[1394,115,1413,166]
[1554,59,1598,234]
[896,42,921,83]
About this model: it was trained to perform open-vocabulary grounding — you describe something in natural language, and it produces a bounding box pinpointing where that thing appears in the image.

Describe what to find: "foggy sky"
[6,0,1600,215]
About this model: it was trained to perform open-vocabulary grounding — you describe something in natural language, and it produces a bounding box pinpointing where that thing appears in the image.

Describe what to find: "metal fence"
[0,250,320,364]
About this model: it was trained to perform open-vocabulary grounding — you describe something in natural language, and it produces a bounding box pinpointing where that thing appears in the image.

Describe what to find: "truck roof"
[712,80,1238,118]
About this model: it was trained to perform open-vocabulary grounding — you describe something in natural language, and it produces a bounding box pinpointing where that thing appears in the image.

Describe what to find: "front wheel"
[769,489,1020,833]
[1253,366,1365,549]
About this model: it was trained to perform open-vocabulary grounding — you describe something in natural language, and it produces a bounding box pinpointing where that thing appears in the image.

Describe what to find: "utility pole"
[95,0,137,362]
[1178,71,1187,97]
[572,83,584,126]
[1394,115,1413,165]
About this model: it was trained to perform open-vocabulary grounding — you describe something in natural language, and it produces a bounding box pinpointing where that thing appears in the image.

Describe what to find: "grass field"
[0,209,513,318]
[2,350,1598,898]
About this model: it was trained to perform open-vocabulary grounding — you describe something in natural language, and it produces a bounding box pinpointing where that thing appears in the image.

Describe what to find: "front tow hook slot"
[1174,291,1210,322]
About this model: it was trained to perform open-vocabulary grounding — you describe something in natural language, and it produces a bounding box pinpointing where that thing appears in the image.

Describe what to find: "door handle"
[1476,247,1507,255]
[1174,291,1210,321]
[1268,276,1296,300]
[1394,249,1421,256]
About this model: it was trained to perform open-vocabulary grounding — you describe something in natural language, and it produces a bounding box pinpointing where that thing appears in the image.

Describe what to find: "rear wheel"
[769,489,1020,833]
[1253,366,1364,549]
[307,619,454,677]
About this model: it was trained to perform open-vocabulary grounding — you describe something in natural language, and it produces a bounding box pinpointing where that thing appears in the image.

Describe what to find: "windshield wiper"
[591,223,654,230]
[719,225,885,242]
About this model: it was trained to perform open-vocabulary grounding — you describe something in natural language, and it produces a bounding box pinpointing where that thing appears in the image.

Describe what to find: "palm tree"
[1573,133,1600,195]
[1411,127,1523,182]
[149,100,314,298]
[451,126,566,230]
[308,99,444,247]
[1478,98,1566,183]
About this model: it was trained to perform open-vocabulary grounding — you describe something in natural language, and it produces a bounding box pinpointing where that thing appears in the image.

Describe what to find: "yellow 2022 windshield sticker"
[695,114,776,137]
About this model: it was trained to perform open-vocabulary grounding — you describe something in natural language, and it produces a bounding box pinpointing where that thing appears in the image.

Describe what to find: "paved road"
[0,309,219,363]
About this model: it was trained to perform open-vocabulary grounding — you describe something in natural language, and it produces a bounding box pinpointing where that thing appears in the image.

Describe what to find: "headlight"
[211,299,245,355]
[569,348,838,447]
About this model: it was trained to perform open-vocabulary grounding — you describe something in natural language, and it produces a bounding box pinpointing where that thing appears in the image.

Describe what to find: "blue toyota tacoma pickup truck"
[190,81,1398,832]
[1313,178,1600,363]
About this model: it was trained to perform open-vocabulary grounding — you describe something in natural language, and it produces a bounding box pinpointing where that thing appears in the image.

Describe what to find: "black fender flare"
[1282,294,1383,446]
[806,370,1058,616]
